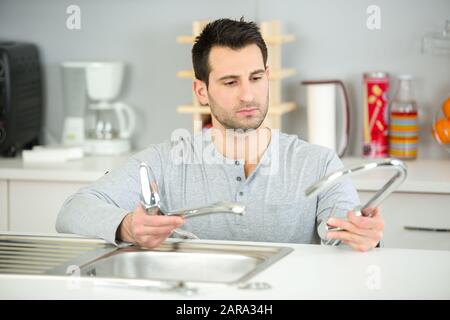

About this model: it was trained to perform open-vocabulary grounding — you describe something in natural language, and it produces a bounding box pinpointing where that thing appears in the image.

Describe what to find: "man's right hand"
[117,204,184,248]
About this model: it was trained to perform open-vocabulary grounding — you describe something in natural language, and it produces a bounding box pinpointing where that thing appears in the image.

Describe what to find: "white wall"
[1,0,449,158]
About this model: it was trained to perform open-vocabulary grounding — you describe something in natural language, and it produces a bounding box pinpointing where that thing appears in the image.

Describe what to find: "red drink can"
[363,72,389,158]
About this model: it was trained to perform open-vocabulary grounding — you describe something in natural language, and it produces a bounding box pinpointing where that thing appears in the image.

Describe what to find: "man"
[56,18,383,252]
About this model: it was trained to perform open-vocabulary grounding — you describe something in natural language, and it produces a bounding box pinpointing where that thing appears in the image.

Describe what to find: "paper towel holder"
[301,80,350,157]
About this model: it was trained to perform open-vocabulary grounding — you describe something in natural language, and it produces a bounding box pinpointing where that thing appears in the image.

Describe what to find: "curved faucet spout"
[305,158,407,214]
[165,201,246,219]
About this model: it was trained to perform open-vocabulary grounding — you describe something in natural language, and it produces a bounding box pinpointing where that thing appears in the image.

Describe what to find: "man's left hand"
[326,207,384,252]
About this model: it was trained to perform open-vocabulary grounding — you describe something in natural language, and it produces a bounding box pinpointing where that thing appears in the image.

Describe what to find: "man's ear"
[193,79,209,106]
[265,65,270,79]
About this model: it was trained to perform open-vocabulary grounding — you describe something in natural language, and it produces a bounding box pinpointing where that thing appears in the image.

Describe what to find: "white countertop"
[0,154,448,193]
[0,237,449,299]
[0,153,131,182]
[342,157,450,194]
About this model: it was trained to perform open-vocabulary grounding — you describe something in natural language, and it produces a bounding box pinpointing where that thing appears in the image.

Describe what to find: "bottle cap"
[398,74,413,80]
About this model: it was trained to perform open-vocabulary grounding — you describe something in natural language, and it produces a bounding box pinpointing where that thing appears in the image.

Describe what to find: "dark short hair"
[192,17,268,87]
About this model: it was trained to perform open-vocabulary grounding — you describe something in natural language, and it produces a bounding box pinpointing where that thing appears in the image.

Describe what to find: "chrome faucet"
[305,158,408,246]
[139,162,245,239]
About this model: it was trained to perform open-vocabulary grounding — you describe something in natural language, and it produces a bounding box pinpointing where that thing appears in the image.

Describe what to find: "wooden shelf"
[267,102,296,115]
[264,34,295,44]
[177,69,295,80]
[177,102,296,115]
[177,105,212,114]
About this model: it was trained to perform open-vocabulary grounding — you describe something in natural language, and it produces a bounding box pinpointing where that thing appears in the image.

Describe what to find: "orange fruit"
[443,97,450,119]
[432,118,450,144]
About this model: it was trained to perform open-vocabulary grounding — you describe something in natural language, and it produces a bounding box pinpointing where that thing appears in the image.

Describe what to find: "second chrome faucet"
[304,158,408,246]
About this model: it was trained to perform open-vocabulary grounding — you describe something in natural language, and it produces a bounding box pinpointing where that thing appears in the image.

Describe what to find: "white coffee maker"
[84,62,136,155]
[61,61,136,155]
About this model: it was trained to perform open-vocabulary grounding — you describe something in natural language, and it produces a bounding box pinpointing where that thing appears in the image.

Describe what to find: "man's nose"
[239,81,255,103]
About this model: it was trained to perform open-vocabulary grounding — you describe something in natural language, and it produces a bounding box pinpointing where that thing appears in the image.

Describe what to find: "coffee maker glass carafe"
[86,106,119,140]
[85,102,135,140]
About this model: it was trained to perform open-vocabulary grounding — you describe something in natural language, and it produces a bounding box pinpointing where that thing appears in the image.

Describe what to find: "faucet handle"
[139,162,161,213]
[318,204,341,246]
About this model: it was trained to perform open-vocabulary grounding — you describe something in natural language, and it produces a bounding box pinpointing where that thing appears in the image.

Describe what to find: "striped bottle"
[389,110,418,159]
[388,75,418,159]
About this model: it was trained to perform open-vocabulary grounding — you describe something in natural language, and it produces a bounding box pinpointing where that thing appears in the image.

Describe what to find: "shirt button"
[235,160,239,165]
[239,192,244,196]
[236,176,242,182]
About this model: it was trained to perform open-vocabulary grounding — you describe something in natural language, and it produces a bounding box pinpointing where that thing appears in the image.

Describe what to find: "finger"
[134,225,177,238]
[132,206,155,225]
[147,225,179,237]
[345,240,372,252]
[136,204,160,216]
[135,204,150,215]
[327,230,379,250]
[338,239,367,252]
[133,205,184,229]
[327,217,371,237]
[339,239,360,250]
[340,227,383,247]
[361,207,380,217]
[327,230,363,243]
[327,231,379,251]
[141,214,184,228]
[347,210,383,230]
[135,201,166,214]
[138,235,169,249]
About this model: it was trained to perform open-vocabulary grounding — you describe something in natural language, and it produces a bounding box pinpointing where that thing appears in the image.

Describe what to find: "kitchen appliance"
[0,42,42,157]
[301,80,349,157]
[84,62,136,155]
[61,61,136,155]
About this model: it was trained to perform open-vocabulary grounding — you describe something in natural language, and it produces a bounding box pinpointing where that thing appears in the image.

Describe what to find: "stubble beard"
[208,92,269,132]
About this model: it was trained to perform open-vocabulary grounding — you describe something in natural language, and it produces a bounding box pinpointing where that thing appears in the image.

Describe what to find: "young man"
[56,18,383,252]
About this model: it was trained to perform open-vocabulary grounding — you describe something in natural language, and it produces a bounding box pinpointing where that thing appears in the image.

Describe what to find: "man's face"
[196,44,269,131]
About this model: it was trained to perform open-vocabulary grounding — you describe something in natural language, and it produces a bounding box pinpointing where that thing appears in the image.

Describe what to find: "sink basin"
[0,234,293,286]
[78,242,293,285]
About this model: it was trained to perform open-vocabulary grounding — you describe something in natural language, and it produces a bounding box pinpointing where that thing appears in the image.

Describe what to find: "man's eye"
[224,81,236,86]
[252,77,262,81]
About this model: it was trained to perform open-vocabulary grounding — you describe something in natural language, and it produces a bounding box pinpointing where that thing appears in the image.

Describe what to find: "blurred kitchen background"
[0,0,449,252]
[1,0,449,158]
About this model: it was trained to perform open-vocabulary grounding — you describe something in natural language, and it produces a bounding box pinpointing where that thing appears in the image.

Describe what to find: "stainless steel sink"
[78,242,293,285]
[0,233,114,275]
[0,234,293,287]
